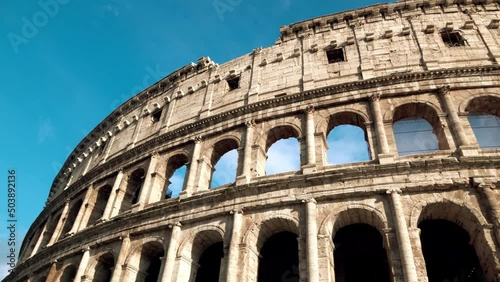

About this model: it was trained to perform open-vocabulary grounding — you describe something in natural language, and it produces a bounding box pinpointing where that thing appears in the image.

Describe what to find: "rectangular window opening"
[441,31,466,47]
[151,110,162,123]
[227,76,240,91]
[326,48,345,64]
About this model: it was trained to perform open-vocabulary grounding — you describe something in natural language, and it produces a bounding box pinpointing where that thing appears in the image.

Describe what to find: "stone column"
[29,218,50,258]
[46,259,58,282]
[237,120,255,185]
[106,169,124,219]
[135,152,159,210]
[304,199,320,282]
[303,106,317,173]
[370,94,392,163]
[226,210,244,282]
[48,200,70,245]
[110,235,131,282]
[183,136,202,197]
[160,223,182,282]
[74,246,91,282]
[437,87,472,152]
[478,183,500,248]
[386,189,418,282]
[74,186,95,232]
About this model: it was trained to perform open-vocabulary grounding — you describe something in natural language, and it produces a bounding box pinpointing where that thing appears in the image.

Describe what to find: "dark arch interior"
[258,231,299,282]
[333,224,390,282]
[93,253,115,282]
[140,243,164,282]
[88,185,112,224]
[194,241,224,282]
[130,168,146,205]
[59,265,77,282]
[61,199,83,236]
[419,219,485,282]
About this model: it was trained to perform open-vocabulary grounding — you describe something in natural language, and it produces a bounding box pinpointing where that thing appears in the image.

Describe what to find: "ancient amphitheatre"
[6,0,500,281]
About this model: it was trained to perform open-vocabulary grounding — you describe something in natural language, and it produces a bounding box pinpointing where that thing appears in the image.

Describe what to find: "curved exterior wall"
[7,0,500,281]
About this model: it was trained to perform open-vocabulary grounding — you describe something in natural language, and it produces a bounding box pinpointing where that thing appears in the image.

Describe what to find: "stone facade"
[6,1,500,281]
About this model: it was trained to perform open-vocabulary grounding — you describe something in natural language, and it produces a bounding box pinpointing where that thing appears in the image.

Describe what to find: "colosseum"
[7,0,500,281]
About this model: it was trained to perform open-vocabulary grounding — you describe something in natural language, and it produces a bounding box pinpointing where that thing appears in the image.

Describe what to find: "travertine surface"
[7,1,500,281]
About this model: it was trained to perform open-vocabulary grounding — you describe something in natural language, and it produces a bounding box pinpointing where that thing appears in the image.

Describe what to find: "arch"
[464,95,500,149]
[262,125,301,152]
[60,198,83,237]
[242,213,300,252]
[315,108,370,134]
[56,263,77,282]
[164,152,189,198]
[177,225,225,259]
[459,93,500,115]
[119,167,146,213]
[409,199,489,233]
[88,184,113,225]
[87,251,116,282]
[40,212,61,247]
[389,102,449,154]
[176,225,225,282]
[412,200,499,281]
[198,137,241,189]
[320,204,389,238]
[325,111,372,164]
[383,100,444,121]
[125,237,165,282]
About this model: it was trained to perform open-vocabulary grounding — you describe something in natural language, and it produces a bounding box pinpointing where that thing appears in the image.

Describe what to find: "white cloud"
[266,138,300,175]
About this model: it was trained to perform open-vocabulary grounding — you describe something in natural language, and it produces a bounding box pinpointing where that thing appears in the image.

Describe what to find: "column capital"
[150,150,160,158]
[386,188,402,195]
[303,105,315,114]
[81,246,91,252]
[302,198,317,204]
[245,119,256,128]
[119,234,130,241]
[168,222,182,229]
[191,136,202,143]
[370,93,381,101]
[437,85,451,96]
[230,209,244,215]
[51,259,58,264]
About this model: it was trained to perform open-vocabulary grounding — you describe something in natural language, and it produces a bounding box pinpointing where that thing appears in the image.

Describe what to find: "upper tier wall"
[48,1,500,201]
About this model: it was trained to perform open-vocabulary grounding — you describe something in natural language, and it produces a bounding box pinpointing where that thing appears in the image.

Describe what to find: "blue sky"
[0,0,386,278]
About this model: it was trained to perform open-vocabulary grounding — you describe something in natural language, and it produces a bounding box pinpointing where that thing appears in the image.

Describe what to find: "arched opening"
[58,265,77,282]
[393,117,439,155]
[419,220,485,282]
[120,168,146,213]
[211,149,238,188]
[467,114,500,149]
[138,242,164,282]
[465,95,500,150]
[207,139,239,189]
[392,103,448,156]
[258,231,300,282]
[40,212,61,247]
[326,112,370,165]
[164,154,189,198]
[36,277,47,282]
[60,199,83,237]
[194,242,224,282]
[265,126,301,175]
[92,253,115,282]
[333,224,390,282]
[88,185,112,225]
